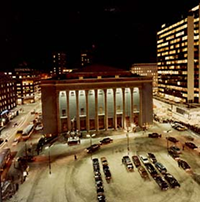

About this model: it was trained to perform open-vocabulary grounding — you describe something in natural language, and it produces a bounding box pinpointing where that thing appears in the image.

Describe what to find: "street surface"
[4,121,200,202]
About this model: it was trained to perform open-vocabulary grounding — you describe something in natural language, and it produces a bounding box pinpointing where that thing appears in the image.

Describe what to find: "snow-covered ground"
[6,123,200,202]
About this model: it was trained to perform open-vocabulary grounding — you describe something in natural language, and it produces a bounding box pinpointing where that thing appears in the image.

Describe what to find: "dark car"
[155,162,167,174]
[168,149,180,160]
[178,159,191,171]
[145,163,158,179]
[93,158,100,171]
[148,132,162,138]
[96,186,104,194]
[86,144,100,153]
[0,138,4,145]
[122,156,134,171]
[132,155,141,168]
[185,142,198,149]
[97,193,106,202]
[164,173,180,188]
[100,137,113,145]
[155,176,169,190]
[169,145,181,154]
[104,169,112,181]
[147,153,157,164]
[138,166,149,179]
[166,136,179,143]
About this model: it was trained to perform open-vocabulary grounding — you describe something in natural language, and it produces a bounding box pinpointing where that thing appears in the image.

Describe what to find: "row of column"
[57,88,139,133]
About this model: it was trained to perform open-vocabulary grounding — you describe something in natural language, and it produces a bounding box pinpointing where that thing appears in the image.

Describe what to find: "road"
[0,101,42,150]
[5,122,200,202]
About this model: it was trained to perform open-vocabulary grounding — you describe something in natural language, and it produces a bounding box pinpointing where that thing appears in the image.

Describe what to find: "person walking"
[74,154,77,160]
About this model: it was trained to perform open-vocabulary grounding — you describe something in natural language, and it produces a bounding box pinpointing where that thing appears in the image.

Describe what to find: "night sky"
[1,0,199,71]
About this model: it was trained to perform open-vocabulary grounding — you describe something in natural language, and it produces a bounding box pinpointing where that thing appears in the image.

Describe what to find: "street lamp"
[164,129,172,150]
[86,133,96,159]
[126,127,130,155]
[45,146,51,175]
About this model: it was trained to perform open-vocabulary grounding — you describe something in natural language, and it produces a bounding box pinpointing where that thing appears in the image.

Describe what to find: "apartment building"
[157,4,200,104]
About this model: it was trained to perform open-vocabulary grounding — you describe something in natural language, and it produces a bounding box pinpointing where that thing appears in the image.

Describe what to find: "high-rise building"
[157,4,200,104]
[52,52,67,75]
[131,63,157,94]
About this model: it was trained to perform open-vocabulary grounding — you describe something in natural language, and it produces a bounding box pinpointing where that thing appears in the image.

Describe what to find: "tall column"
[66,90,71,131]
[122,88,125,129]
[113,88,117,130]
[130,88,134,127]
[56,91,61,134]
[75,90,80,132]
[95,89,99,131]
[104,89,108,130]
[85,90,90,132]
[139,87,143,127]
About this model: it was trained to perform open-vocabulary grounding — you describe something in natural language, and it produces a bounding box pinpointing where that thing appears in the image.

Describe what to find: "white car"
[35,124,43,131]
[140,155,149,164]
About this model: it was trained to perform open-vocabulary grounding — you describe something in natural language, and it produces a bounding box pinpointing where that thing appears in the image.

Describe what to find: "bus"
[0,148,11,170]
[21,124,35,141]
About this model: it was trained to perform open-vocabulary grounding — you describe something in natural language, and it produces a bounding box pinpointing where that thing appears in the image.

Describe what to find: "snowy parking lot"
[6,123,200,202]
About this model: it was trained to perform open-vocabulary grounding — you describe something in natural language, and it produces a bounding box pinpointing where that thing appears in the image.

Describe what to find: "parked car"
[169,145,181,154]
[148,152,156,162]
[148,132,161,138]
[178,159,191,171]
[145,163,158,179]
[0,138,4,145]
[185,142,198,149]
[166,136,179,143]
[140,155,150,164]
[97,193,106,202]
[100,157,108,166]
[168,149,180,160]
[96,186,104,194]
[155,162,167,174]
[155,176,169,190]
[147,153,157,163]
[164,173,180,188]
[100,137,113,145]
[122,156,134,171]
[138,166,149,179]
[35,124,43,131]
[172,123,187,131]
[104,168,112,181]
[86,144,100,153]
[132,155,141,168]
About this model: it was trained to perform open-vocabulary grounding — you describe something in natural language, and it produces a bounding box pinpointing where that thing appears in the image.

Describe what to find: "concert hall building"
[41,64,153,135]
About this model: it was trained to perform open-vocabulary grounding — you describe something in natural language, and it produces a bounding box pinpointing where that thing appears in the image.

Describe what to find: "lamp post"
[164,129,171,150]
[0,169,2,202]
[45,146,51,175]
[126,128,130,155]
[86,133,96,159]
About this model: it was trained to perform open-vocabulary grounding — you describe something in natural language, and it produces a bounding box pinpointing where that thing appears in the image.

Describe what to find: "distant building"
[4,67,41,105]
[0,73,17,127]
[131,63,157,94]
[157,4,200,104]
[52,52,67,76]
[41,64,153,135]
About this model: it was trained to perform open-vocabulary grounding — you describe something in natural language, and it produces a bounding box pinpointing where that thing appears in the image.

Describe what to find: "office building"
[41,64,153,135]
[157,4,200,104]
[131,63,158,94]
[0,73,17,127]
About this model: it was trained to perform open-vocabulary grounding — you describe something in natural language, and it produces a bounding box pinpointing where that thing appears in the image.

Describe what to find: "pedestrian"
[74,154,77,160]
[178,160,180,167]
